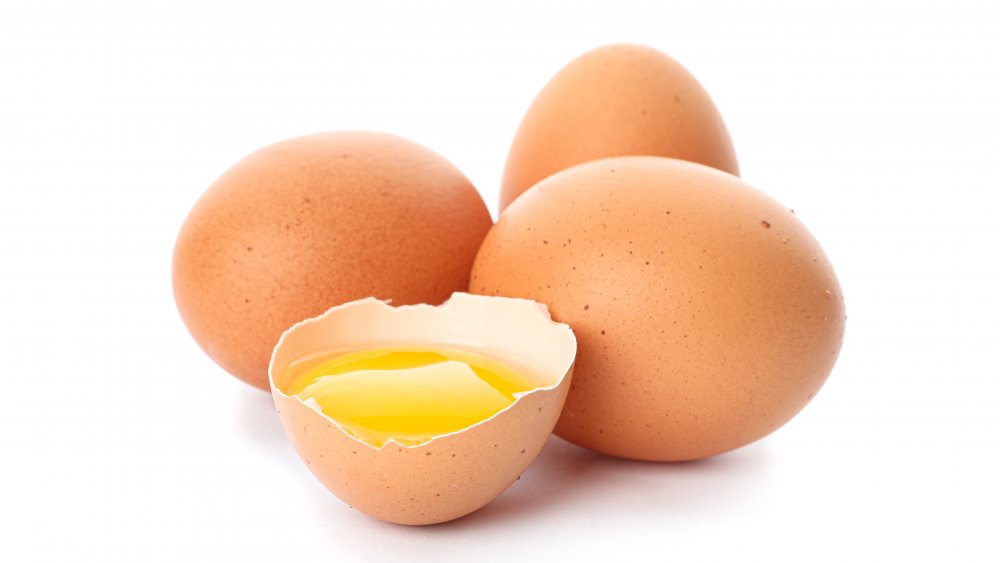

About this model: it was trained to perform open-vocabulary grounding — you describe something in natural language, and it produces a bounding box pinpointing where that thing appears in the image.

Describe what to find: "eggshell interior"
[269,293,576,525]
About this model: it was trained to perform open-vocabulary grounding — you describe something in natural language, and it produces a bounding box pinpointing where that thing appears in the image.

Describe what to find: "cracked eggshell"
[500,43,739,211]
[173,131,492,391]
[472,157,845,461]
[269,293,577,525]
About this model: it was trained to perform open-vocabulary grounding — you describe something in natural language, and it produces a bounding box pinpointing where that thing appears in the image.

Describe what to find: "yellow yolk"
[283,347,537,447]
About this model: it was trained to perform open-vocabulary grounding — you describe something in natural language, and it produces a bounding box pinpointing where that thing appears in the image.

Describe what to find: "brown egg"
[500,44,739,211]
[269,293,577,525]
[173,132,492,390]
[471,157,845,461]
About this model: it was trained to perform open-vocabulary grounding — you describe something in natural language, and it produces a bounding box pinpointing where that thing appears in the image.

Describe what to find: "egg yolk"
[284,347,537,447]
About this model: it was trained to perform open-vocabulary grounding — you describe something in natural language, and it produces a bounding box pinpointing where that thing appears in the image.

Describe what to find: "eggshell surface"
[500,44,739,210]
[269,293,577,525]
[173,132,492,390]
[471,157,845,461]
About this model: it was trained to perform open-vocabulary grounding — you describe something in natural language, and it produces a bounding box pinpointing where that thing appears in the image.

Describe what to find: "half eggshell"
[269,292,577,525]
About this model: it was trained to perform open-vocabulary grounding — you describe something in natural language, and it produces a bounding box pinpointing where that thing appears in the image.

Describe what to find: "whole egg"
[501,44,739,211]
[173,131,492,389]
[472,156,845,461]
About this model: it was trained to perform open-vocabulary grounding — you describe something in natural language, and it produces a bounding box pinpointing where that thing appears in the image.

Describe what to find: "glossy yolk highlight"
[284,347,537,447]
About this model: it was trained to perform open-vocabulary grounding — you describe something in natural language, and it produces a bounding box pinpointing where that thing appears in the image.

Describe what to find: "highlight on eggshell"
[268,293,577,525]
[500,43,739,211]
[172,131,492,390]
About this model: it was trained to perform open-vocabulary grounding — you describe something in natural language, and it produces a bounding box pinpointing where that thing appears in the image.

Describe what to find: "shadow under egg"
[233,385,295,454]
[430,434,771,531]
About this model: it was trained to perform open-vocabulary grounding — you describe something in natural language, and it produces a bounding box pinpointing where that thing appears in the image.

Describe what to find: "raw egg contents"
[284,347,536,447]
[269,294,577,525]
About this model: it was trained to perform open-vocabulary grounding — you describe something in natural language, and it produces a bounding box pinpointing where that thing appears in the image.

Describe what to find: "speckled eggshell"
[471,157,845,461]
[173,132,492,390]
[269,293,577,525]
[500,44,739,211]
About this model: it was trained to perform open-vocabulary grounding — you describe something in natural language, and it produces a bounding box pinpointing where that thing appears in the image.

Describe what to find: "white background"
[2,1,998,561]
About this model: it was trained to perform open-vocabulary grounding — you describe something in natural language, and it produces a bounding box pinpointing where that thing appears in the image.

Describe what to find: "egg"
[269,293,577,525]
[173,131,492,390]
[500,44,739,211]
[471,157,845,461]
